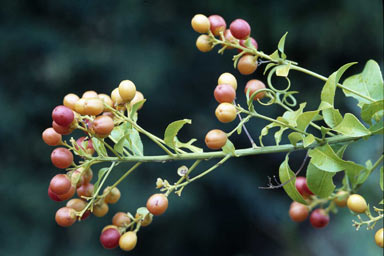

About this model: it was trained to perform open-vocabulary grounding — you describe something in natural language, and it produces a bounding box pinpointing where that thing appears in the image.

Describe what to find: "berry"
[63,93,80,110]
[119,231,137,251]
[239,37,258,50]
[347,194,367,213]
[129,91,145,109]
[309,209,329,228]
[76,137,95,155]
[102,225,119,233]
[224,29,236,48]
[56,185,75,201]
[104,187,121,204]
[42,127,62,146]
[146,193,168,216]
[77,183,94,198]
[244,79,266,100]
[91,115,114,137]
[71,169,85,188]
[82,90,98,99]
[66,198,87,211]
[135,212,153,227]
[237,55,257,75]
[118,80,136,102]
[214,84,236,103]
[333,191,349,208]
[48,187,63,202]
[50,174,71,195]
[375,228,384,248]
[51,147,73,169]
[229,19,251,40]
[93,202,109,217]
[208,15,226,36]
[100,228,121,249]
[83,98,104,116]
[112,212,131,227]
[205,129,227,150]
[52,121,73,135]
[55,207,77,227]
[215,102,237,123]
[111,88,124,106]
[295,176,313,198]
[83,168,93,184]
[74,98,87,115]
[218,72,237,90]
[191,14,210,33]
[289,201,309,222]
[196,34,213,52]
[98,93,113,108]
[52,105,74,127]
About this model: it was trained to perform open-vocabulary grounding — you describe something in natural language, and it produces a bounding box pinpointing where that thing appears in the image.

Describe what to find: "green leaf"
[269,50,280,61]
[91,138,107,157]
[333,113,371,137]
[164,119,192,150]
[279,154,307,204]
[342,60,384,107]
[306,163,336,198]
[127,127,144,156]
[136,207,150,216]
[361,100,384,124]
[278,32,288,53]
[380,166,383,191]
[93,167,109,193]
[276,63,291,77]
[303,134,315,147]
[321,126,331,139]
[130,99,146,119]
[263,63,277,75]
[288,132,303,146]
[282,103,306,127]
[322,108,343,128]
[379,199,384,205]
[110,123,143,156]
[222,139,236,156]
[175,138,203,153]
[319,62,357,110]
[369,120,384,134]
[297,110,320,131]
[114,135,127,155]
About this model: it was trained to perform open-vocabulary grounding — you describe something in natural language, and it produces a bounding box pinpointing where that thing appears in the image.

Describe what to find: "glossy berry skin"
[237,55,257,75]
[82,90,98,99]
[119,231,137,251]
[112,212,131,227]
[295,176,314,198]
[104,187,121,204]
[63,93,80,110]
[55,207,77,227]
[83,98,104,116]
[52,105,74,127]
[244,79,266,100]
[239,37,258,50]
[51,147,73,169]
[102,225,119,233]
[118,80,136,102]
[218,72,237,90]
[146,193,168,216]
[98,93,113,108]
[48,187,63,202]
[56,185,75,201]
[77,183,94,198]
[91,115,114,137]
[52,121,73,135]
[208,15,226,36]
[83,168,93,184]
[93,202,109,217]
[111,88,124,106]
[215,103,237,123]
[191,14,210,33]
[223,29,236,49]
[309,209,329,228]
[375,228,384,248]
[289,201,309,222]
[205,129,227,150]
[230,19,251,40]
[50,174,71,195]
[42,127,62,146]
[347,194,367,213]
[100,228,121,249]
[214,84,236,103]
[333,191,349,208]
[196,35,213,52]
[129,91,145,109]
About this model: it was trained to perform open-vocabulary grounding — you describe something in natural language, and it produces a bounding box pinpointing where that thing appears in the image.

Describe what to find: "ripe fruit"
[118,80,136,102]
[191,14,210,33]
[91,115,114,137]
[309,209,329,228]
[333,191,349,207]
[375,228,383,248]
[48,187,63,202]
[42,127,62,146]
[218,72,237,90]
[146,193,168,216]
[63,93,80,110]
[119,231,137,251]
[66,198,87,212]
[208,15,226,36]
[98,94,113,108]
[102,225,119,233]
[237,55,257,75]
[239,37,258,50]
[82,90,98,99]
[295,176,314,198]
[112,212,131,227]
[52,105,75,127]
[347,194,368,213]
[111,88,124,106]
[50,174,71,195]
[205,129,227,150]
[214,84,236,103]
[52,121,73,135]
[51,147,73,169]
[93,202,109,217]
[55,207,77,227]
[229,19,251,40]
[244,79,266,100]
[289,201,309,222]
[57,185,76,201]
[77,182,94,198]
[100,228,121,249]
[83,98,104,116]
[215,102,237,123]
[75,98,87,115]
[196,34,213,52]
[76,137,95,155]
[224,29,236,48]
[83,168,93,184]
[104,187,121,204]
[129,91,145,109]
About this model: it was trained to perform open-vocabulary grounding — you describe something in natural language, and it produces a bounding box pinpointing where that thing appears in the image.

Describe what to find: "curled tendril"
[267,66,291,92]
[280,91,298,107]
[255,89,277,106]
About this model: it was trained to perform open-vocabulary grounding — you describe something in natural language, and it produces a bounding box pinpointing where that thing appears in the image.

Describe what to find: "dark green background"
[0,0,383,255]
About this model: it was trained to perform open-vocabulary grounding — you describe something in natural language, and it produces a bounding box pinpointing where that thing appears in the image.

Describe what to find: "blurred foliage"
[0,0,382,255]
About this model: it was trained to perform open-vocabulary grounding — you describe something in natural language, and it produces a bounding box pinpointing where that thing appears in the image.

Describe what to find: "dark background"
[0,0,383,255]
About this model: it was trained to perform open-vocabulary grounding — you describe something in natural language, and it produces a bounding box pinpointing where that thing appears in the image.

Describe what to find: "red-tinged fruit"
[244,79,266,100]
[239,37,258,51]
[208,15,226,36]
[237,55,257,75]
[196,34,213,52]
[100,228,121,249]
[191,14,210,34]
[104,187,121,204]
[205,129,227,150]
[76,137,95,155]
[230,19,251,40]
[215,102,237,123]
[91,115,114,137]
[51,147,73,169]
[52,105,74,127]
[52,121,73,135]
[42,127,62,146]
[112,212,131,227]
[295,176,314,198]
[310,209,329,228]
[50,174,71,195]
[48,187,63,202]
[289,201,309,222]
[146,193,169,216]
[56,185,75,201]
[214,84,236,103]
[77,183,94,198]
[55,207,77,227]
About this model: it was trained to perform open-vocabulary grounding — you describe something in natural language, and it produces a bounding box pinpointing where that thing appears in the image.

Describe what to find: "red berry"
[239,37,258,51]
[55,207,77,227]
[214,84,236,103]
[244,79,266,100]
[289,201,309,222]
[237,55,257,75]
[51,147,73,169]
[49,174,71,195]
[77,183,94,198]
[56,185,75,201]
[208,15,226,36]
[230,19,251,40]
[146,193,168,216]
[52,121,73,135]
[42,127,62,146]
[224,29,236,48]
[100,228,121,249]
[295,176,314,198]
[91,115,114,137]
[309,209,329,228]
[48,187,63,202]
[52,105,74,127]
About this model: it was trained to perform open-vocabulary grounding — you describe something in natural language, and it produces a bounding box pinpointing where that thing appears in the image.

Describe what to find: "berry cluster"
[192,14,259,75]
